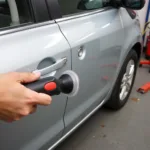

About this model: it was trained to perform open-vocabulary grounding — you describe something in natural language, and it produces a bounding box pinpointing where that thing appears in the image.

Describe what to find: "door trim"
[55,7,113,22]
[46,0,113,21]
[0,21,55,36]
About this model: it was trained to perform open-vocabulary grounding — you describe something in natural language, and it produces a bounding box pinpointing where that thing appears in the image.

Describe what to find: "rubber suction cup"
[60,70,79,97]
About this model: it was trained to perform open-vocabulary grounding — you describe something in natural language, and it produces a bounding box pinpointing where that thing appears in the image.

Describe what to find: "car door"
[54,0,125,133]
[0,0,71,150]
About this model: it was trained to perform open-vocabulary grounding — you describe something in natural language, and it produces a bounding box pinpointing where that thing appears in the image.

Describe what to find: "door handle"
[34,58,67,76]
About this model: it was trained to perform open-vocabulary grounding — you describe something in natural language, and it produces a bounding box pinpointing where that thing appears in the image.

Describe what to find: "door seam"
[55,21,73,137]
[61,97,68,136]
[55,20,73,70]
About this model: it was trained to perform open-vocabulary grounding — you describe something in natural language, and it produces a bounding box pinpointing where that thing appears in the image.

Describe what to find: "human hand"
[0,72,52,122]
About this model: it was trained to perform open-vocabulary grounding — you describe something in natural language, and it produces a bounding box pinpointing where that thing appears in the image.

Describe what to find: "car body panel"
[102,8,143,100]
[0,1,143,149]
[56,8,125,134]
[0,22,71,150]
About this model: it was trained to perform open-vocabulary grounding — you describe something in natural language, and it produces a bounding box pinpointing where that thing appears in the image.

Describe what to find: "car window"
[0,0,32,30]
[58,0,110,16]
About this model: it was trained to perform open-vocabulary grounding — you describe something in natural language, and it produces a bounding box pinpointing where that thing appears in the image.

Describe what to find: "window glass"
[0,0,32,30]
[58,0,110,16]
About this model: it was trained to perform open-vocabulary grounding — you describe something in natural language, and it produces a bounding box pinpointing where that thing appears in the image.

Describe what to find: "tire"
[105,50,138,110]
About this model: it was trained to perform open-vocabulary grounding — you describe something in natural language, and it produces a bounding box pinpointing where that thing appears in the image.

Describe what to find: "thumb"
[17,72,41,83]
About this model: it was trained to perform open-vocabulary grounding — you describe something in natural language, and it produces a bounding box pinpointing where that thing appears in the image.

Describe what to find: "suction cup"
[59,70,80,97]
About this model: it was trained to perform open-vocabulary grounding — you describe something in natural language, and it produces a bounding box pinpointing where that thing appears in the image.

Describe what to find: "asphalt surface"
[56,67,150,150]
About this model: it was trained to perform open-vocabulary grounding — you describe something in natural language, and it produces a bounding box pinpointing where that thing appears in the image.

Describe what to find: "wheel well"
[132,42,142,60]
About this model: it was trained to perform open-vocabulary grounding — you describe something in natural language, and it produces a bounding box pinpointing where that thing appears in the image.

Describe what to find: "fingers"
[31,93,52,106]
[14,105,37,122]
[35,93,52,106]
[0,105,37,123]
[11,72,51,106]
[17,72,52,106]
[25,88,52,106]
[0,71,53,123]
[15,72,41,83]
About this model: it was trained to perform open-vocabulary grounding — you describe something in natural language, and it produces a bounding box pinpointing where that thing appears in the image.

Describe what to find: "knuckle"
[26,94,37,104]
[18,72,34,82]
[26,94,33,101]
[25,90,36,101]
[27,72,33,79]
[20,109,30,116]
[25,73,30,79]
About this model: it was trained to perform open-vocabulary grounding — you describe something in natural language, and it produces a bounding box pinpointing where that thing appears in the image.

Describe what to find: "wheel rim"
[119,59,135,101]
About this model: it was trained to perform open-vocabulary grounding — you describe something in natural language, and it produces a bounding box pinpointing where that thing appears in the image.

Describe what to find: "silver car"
[0,0,145,150]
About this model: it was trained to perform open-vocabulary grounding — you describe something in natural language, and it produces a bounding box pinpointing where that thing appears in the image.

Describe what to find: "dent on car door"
[0,1,71,150]
[56,0,124,133]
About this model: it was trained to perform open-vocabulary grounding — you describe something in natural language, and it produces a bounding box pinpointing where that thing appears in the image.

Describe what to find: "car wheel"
[105,50,138,110]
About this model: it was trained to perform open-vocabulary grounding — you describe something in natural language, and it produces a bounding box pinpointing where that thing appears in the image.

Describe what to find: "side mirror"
[115,0,145,10]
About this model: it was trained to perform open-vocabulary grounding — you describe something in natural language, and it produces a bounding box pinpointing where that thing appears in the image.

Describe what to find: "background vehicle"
[0,0,144,150]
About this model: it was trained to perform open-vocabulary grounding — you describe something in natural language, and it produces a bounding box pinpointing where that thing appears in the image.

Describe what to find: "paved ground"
[56,66,150,150]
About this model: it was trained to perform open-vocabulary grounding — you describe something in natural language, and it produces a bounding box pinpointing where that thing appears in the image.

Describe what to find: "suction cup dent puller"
[24,71,79,97]
[60,70,79,97]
